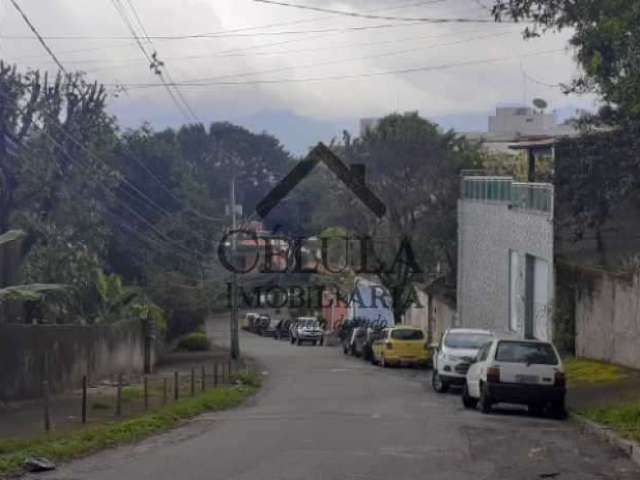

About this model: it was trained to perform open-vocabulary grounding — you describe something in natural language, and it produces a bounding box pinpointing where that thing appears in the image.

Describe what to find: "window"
[495,341,559,365]
[391,329,424,341]
[477,343,492,362]
[444,333,492,349]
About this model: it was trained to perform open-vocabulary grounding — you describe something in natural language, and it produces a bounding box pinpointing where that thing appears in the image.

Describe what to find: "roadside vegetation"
[0,374,260,478]
[584,404,640,443]
[564,358,628,388]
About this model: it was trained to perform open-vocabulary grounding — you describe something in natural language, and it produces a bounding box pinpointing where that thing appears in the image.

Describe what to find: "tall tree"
[338,113,482,323]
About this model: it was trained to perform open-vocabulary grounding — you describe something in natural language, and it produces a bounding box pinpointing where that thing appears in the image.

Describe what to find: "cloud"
[1,0,597,150]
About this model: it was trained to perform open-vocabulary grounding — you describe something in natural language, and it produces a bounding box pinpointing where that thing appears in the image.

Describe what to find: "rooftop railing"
[461,176,553,214]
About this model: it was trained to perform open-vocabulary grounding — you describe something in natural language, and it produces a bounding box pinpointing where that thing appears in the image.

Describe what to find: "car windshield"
[391,329,424,341]
[301,320,319,328]
[495,341,559,365]
[444,333,492,349]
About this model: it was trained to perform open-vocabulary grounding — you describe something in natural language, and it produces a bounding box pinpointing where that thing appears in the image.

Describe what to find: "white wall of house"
[457,192,554,341]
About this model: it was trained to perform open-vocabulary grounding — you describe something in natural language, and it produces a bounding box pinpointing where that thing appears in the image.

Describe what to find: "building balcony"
[461,176,553,214]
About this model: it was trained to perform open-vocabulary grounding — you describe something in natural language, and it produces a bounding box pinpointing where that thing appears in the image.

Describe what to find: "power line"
[140,29,518,87]
[66,24,515,74]
[0,21,454,41]
[115,48,566,89]
[252,0,503,24]
[8,0,67,74]
[109,0,199,123]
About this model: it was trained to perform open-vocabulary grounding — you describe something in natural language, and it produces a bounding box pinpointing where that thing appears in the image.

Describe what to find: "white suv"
[462,338,566,418]
[432,328,493,393]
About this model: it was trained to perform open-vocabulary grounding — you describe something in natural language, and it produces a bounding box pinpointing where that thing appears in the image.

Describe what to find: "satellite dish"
[533,98,548,110]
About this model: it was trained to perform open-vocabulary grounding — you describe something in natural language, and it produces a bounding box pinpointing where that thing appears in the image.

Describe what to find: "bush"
[177,332,210,351]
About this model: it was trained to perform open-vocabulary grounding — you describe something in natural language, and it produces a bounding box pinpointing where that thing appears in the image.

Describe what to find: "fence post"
[81,375,87,424]
[143,375,149,411]
[201,365,206,392]
[116,373,123,416]
[190,367,195,397]
[163,377,168,405]
[174,371,179,400]
[42,380,51,433]
[213,361,218,387]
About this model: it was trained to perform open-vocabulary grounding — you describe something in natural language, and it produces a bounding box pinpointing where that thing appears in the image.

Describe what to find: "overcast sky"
[0,0,598,153]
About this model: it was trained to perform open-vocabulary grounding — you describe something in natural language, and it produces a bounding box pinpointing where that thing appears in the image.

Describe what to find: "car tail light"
[385,342,393,350]
[554,371,566,387]
[487,367,500,383]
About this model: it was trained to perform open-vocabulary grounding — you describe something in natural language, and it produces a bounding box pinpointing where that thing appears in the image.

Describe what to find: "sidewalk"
[0,344,241,441]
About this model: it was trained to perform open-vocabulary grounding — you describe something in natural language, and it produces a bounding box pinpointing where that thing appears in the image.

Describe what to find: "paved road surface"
[33,316,640,480]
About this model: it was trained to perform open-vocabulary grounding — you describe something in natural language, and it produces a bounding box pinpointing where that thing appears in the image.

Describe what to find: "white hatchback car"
[462,338,566,418]
[432,328,494,393]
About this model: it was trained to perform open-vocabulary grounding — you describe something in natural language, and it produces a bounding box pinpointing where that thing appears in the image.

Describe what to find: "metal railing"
[461,176,553,214]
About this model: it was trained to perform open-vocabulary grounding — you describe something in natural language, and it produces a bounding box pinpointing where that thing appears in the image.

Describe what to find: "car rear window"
[495,341,559,365]
[391,329,424,340]
[444,333,492,349]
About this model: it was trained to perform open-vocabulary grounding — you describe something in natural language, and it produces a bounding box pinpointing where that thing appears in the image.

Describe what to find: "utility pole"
[229,167,240,360]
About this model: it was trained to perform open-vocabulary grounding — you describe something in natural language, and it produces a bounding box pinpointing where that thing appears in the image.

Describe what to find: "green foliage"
[564,358,627,388]
[0,383,259,477]
[335,113,483,322]
[177,332,211,351]
[0,283,67,302]
[584,403,640,442]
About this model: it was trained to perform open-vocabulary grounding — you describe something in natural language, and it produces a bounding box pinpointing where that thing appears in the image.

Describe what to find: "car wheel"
[381,355,388,368]
[319,337,324,346]
[551,400,567,420]
[312,340,317,346]
[479,383,493,414]
[462,384,478,409]
[431,371,448,393]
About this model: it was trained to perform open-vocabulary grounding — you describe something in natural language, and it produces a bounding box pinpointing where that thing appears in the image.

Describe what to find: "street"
[32,316,640,480]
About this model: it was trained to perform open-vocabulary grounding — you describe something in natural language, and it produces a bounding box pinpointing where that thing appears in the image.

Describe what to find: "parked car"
[241,312,259,331]
[290,317,324,346]
[432,328,493,393]
[273,319,291,340]
[462,338,566,418]
[252,315,270,335]
[371,326,430,367]
[350,326,368,357]
[257,316,277,337]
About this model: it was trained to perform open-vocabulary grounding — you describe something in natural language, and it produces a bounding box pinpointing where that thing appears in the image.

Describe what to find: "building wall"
[0,319,154,401]
[575,270,640,369]
[489,107,557,136]
[404,288,429,332]
[457,200,554,340]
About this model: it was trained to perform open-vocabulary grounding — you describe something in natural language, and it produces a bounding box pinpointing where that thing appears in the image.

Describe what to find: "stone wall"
[457,199,554,340]
[575,269,640,369]
[0,319,154,401]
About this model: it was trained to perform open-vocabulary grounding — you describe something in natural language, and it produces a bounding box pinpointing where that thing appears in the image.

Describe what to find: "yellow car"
[371,326,430,368]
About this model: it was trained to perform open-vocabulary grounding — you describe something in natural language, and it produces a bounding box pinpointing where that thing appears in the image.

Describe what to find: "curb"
[571,412,640,466]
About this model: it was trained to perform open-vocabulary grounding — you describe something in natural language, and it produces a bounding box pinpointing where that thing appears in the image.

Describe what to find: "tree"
[492,0,640,125]
[338,113,482,323]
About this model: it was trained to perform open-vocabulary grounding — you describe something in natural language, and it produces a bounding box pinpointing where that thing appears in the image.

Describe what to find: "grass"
[0,374,260,478]
[564,357,628,387]
[584,403,640,443]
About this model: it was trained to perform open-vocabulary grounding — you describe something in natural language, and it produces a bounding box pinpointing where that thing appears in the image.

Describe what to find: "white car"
[462,338,566,418]
[432,328,493,393]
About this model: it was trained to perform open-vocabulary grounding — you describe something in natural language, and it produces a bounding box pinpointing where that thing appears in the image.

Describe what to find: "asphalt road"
[33,317,640,480]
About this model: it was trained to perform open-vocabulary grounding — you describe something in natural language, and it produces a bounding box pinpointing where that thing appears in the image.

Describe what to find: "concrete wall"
[575,270,640,369]
[0,319,153,401]
[457,199,554,340]
[404,288,457,343]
